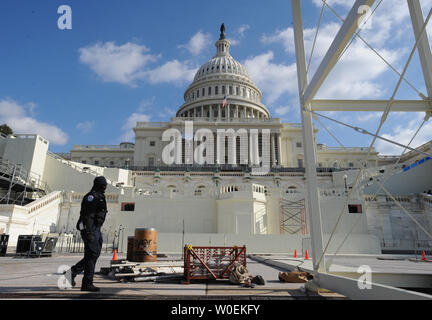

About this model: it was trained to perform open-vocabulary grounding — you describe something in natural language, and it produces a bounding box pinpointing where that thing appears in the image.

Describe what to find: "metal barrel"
[127,236,135,261]
[133,228,157,262]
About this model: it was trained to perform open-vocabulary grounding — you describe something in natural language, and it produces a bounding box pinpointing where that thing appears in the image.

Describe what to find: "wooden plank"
[111,261,183,268]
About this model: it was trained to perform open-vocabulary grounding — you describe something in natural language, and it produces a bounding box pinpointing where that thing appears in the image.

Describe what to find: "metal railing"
[55,229,125,253]
[0,157,49,204]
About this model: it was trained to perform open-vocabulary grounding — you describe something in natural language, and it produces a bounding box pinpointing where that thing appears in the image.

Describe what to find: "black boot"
[81,283,100,292]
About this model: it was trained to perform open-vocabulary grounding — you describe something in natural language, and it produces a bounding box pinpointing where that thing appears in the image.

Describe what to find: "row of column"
[181,104,267,120]
[185,131,281,166]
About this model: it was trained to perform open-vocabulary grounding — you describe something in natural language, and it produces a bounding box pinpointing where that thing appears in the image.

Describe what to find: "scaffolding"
[279,197,307,235]
[0,157,48,205]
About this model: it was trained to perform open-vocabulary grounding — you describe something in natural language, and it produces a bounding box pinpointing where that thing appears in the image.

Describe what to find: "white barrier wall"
[111,232,380,255]
[3,134,49,181]
[301,234,381,255]
[0,191,62,246]
[43,155,118,193]
[364,159,432,195]
[123,232,309,254]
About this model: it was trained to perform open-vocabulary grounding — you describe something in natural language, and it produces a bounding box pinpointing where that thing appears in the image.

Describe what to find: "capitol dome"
[176,24,270,119]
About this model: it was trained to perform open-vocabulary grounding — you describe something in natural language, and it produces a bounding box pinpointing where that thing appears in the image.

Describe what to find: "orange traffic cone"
[112,249,117,261]
[305,250,310,260]
[422,251,427,261]
[294,249,298,258]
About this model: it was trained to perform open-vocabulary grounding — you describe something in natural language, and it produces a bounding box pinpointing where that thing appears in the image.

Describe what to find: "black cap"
[93,176,107,192]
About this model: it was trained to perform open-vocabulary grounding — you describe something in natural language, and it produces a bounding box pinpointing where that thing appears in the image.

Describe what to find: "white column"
[292,0,325,274]
[218,104,221,120]
[201,106,204,118]
[209,105,213,120]
[271,133,276,166]
[236,105,239,118]
[227,104,230,120]
[408,0,432,97]
[277,133,282,166]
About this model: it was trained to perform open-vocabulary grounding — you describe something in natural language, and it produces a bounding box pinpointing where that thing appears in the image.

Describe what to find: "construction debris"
[229,264,250,285]
[278,271,312,283]
[100,259,184,282]
[183,245,247,284]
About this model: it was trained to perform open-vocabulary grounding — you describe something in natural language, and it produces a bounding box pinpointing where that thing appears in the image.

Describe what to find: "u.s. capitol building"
[1,26,431,255]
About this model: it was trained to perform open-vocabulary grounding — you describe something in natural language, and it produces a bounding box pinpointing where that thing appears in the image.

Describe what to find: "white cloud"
[357,112,382,122]
[229,25,250,45]
[137,98,156,112]
[178,31,212,56]
[261,14,405,100]
[311,0,353,8]
[0,99,68,145]
[120,112,151,142]
[376,114,432,155]
[146,60,197,85]
[79,41,197,86]
[158,107,176,119]
[237,24,250,37]
[79,41,158,86]
[76,121,95,133]
[243,51,298,103]
[275,106,291,116]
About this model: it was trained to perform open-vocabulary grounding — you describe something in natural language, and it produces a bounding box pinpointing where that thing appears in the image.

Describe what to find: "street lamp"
[343,174,348,195]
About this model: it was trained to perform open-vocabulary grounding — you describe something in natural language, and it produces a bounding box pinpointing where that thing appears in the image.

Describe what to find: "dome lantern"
[215,23,230,57]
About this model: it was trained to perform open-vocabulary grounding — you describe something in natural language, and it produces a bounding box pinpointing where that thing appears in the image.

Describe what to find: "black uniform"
[71,176,108,290]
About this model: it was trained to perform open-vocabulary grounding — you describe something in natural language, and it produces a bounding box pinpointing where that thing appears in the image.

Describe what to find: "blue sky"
[0,0,431,154]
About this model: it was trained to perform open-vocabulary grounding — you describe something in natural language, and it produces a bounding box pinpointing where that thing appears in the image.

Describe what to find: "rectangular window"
[222,86,226,94]
[121,202,135,212]
[243,88,246,97]
[148,157,154,166]
[208,87,211,95]
[318,162,323,167]
[202,88,205,97]
[197,90,199,98]
[298,159,303,168]
[82,160,87,164]
[349,162,354,168]
[94,160,99,165]
[229,86,233,95]
[150,141,155,146]
[215,86,219,95]
[236,87,239,95]
[348,204,363,213]
[296,142,302,148]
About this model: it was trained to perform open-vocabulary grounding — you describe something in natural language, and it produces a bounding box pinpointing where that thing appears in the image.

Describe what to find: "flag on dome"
[222,95,227,108]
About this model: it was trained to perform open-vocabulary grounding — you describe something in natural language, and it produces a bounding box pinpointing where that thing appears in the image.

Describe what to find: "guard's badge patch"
[87,195,94,202]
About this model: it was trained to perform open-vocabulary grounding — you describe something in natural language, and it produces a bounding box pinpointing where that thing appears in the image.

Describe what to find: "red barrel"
[133,228,157,262]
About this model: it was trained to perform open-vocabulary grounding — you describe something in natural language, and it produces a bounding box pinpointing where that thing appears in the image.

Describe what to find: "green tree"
[0,124,13,136]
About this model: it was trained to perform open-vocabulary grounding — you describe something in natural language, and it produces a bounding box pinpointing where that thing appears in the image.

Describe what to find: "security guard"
[69,176,108,292]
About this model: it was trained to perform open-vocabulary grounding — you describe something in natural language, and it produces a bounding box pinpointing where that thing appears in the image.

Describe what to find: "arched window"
[195,185,206,196]
[167,185,178,193]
